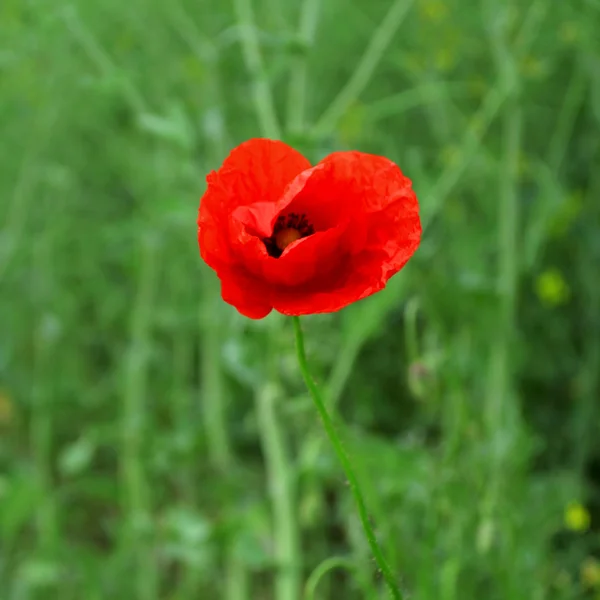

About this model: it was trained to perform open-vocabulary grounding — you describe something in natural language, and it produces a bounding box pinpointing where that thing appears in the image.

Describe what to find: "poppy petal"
[201,138,311,218]
[198,138,311,267]
[367,195,421,277]
[282,151,414,233]
[269,196,421,315]
[218,266,273,319]
[198,140,421,319]
[257,221,351,287]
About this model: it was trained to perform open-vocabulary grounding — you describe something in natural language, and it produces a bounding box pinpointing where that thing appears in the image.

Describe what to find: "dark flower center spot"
[263,213,315,258]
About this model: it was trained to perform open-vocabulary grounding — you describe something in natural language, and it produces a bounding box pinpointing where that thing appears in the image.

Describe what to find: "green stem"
[423,82,510,230]
[481,8,523,591]
[62,10,145,113]
[121,235,158,600]
[202,291,232,470]
[304,556,372,600]
[32,232,58,555]
[548,67,585,171]
[286,0,321,133]
[292,317,403,600]
[312,0,415,138]
[233,0,281,139]
[255,379,301,600]
[423,0,547,233]
[200,282,249,600]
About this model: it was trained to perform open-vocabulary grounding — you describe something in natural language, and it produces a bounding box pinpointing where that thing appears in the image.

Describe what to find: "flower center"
[275,228,302,250]
[263,212,315,258]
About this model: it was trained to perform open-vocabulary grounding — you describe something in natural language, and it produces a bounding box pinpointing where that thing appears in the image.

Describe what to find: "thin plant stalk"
[255,378,301,600]
[484,0,522,460]
[121,235,158,600]
[312,0,415,138]
[233,0,281,139]
[286,0,321,133]
[482,6,523,591]
[292,317,403,600]
[31,224,59,556]
[422,0,548,232]
[304,556,372,600]
[62,10,145,113]
[202,289,233,471]
[201,284,249,600]
[232,0,301,595]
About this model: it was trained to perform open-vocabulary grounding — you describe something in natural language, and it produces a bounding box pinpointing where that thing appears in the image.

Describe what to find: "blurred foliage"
[0,0,599,598]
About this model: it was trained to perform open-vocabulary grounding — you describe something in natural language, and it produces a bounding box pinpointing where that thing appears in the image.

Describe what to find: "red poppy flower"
[198,138,421,319]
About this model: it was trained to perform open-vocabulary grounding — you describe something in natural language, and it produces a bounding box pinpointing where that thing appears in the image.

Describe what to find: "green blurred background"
[1,0,599,598]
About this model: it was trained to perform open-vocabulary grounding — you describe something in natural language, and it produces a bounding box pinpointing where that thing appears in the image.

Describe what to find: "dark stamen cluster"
[275,213,315,237]
[263,212,315,258]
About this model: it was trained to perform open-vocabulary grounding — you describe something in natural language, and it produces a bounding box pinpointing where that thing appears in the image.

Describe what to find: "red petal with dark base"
[198,138,421,318]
